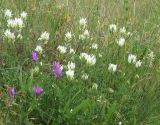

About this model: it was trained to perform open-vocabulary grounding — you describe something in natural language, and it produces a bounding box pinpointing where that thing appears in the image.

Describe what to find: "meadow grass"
[0,0,160,125]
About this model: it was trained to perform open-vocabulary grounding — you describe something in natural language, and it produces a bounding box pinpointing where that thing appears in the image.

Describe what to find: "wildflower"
[14,18,24,28]
[109,24,117,32]
[148,51,155,67]
[4,29,15,40]
[17,34,23,39]
[108,63,117,73]
[35,45,43,53]
[52,61,63,78]
[80,53,88,59]
[32,51,38,61]
[86,54,96,65]
[108,88,114,93]
[118,121,122,125]
[40,62,43,66]
[66,62,75,80]
[34,86,43,96]
[65,32,72,41]
[97,96,102,102]
[7,19,16,28]
[127,32,132,36]
[33,66,39,73]
[38,31,50,43]
[4,9,12,18]
[119,27,126,33]
[135,60,142,68]
[70,109,73,113]
[7,18,24,28]
[66,69,74,80]
[83,29,89,38]
[20,11,27,19]
[79,34,86,40]
[117,37,125,47]
[92,83,98,90]
[82,73,89,80]
[91,43,98,49]
[8,87,15,97]
[57,45,67,54]
[69,48,76,54]
[79,17,87,27]
[67,61,75,70]
[128,54,137,63]
[80,53,96,65]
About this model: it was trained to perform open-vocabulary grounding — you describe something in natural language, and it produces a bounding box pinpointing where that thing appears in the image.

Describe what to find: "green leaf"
[65,99,92,120]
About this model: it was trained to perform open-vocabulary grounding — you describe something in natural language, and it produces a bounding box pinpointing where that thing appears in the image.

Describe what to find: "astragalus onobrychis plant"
[0,1,160,125]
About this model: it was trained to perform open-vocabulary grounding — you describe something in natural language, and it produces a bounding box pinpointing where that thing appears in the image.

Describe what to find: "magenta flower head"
[34,86,43,96]
[32,51,38,61]
[8,87,15,97]
[52,61,63,78]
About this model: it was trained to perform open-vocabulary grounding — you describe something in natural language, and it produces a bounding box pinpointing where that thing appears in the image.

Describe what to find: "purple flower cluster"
[32,51,38,61]
[8,86,44,97]
[8,87,15,97]
[7,62,63,99]
[52,61,63,78]
[34,86,43,96]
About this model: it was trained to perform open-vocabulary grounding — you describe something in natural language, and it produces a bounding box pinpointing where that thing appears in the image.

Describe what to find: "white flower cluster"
[108,63,117,73]
[4,9,27,40]
[79,18,90,40]
[128,54,142,68]
[34,31,49,56]
[65,32,72,41]
[66,61,75,80]
[38,31,50,44]
[119,27,126,33]
[20,11,27,19]
[117,37,125,47]
[34,32,49,55]
[82,73,89,80]
[147,51,155,67]
[118,121,122,125]
[91,43,98,49]
[109,24,117,32]
[67,61,75,69]
[57,46,75,55]
[135,60,142,68]
[69,48,76,54]
[57,45,67,54]
[4,9,12,18]
[80,53,96,65]
[109,24,127,47]
[33,66,40,73]
[7,18,24,28]
[79,29,90,40]
[128,54,137,63]
[79,17,87,29]
[92,83,98,90]
[4,29,15,40]
[109,24,132,37]
[35,45,43,53]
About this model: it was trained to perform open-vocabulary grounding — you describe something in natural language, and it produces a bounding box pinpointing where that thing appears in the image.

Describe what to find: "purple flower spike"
[52,61,63,78]
[32,51,38,61]
[8,87,15,97]
[34,86,43,96]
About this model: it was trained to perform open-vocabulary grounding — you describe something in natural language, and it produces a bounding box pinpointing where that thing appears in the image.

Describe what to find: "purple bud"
[34,86,43,96]
[8,87,15,97]
[52,61,63,78]
[32,51,38,61]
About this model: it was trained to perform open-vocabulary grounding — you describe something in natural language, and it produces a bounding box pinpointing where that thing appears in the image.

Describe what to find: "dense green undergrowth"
[0,0,160,125]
